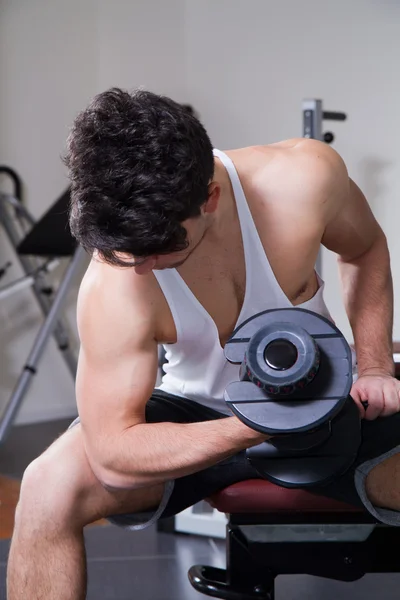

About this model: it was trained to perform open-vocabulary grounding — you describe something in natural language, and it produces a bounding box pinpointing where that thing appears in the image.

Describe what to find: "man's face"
[126,215,207,275]
[112,183,221,274]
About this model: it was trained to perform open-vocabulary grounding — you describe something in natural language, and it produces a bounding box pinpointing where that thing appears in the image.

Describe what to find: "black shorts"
[93,390,400,530]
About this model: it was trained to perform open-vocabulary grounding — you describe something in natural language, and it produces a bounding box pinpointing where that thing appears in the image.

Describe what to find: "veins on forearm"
[339,239,394,375]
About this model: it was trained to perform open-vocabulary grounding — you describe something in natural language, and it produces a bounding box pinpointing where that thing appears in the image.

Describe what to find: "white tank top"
[154,149,336,414]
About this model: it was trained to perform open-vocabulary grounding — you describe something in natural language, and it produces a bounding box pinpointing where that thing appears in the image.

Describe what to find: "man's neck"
[205,159,237,241]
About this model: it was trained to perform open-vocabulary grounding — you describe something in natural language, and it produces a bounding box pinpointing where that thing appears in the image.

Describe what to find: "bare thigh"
[28,423,164,527]
[365,453,400,510]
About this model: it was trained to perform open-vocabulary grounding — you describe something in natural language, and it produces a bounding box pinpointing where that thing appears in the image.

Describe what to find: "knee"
[16,454,85,528]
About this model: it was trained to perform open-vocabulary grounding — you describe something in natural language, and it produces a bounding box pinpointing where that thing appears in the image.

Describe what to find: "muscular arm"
[76,264,268,490]
[296,140,394,376]
[323,177,394,376]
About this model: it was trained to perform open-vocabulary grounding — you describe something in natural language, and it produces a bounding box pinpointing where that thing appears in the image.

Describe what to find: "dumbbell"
[224,308,361,488]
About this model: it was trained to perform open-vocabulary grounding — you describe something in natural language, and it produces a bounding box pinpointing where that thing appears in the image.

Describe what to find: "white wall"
[185,0,400,341]
[97,0,186,99]
[1,0,400,425]
[0,0,186,424]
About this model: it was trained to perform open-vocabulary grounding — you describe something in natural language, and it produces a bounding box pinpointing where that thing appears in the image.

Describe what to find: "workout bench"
[187,353,400,599]
[188,481,399,599]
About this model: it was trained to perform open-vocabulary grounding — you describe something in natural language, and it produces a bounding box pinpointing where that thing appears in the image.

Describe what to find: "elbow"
[339,230,389,265]
[83,442,140,491]
[370,229,389,255]
[82,428,155,491]
[91,459,144,491]
[95,462,159,492]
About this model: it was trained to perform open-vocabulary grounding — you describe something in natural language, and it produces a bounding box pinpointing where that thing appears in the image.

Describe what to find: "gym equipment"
[302,98,347,145]
[187,336,400,599]
[0,170,86,444]
[302,98,347,273]
[189,480,400,600]
[224,308,361,487]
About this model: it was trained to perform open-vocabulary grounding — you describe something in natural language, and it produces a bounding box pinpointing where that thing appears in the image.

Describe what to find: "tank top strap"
[213,149,267,258]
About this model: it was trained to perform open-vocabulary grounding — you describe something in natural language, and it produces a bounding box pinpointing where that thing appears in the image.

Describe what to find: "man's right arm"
[75,265,269,491]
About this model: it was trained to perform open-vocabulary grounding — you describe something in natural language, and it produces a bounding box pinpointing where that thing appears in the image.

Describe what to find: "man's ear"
[203,182,221,214]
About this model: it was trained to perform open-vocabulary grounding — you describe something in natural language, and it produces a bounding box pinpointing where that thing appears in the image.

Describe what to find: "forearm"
[97,417,269,489]
[338,233,394,376]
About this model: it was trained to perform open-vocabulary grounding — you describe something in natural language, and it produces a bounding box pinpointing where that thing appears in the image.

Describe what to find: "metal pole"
[0,245,86,443]
[302,100,348,275]
[0,195,78,376]
[302,99,323,141]
[302,99,323,273]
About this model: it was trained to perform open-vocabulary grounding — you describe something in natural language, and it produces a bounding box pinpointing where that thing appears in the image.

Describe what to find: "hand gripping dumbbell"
[224,308,361,488]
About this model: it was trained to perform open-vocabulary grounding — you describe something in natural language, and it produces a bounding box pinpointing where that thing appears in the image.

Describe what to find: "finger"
[353,379,385,420]
[350,389,368,419]
[363,386,385,421]
[381,380,400,417]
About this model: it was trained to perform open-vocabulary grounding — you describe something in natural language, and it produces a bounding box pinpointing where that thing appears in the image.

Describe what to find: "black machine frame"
[188,509,400,599]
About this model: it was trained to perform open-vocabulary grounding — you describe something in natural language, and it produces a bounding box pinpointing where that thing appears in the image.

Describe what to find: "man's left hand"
[351,373,400,420]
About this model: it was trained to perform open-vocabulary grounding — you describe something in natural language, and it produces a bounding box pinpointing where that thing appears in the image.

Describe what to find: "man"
[7,88,400,599]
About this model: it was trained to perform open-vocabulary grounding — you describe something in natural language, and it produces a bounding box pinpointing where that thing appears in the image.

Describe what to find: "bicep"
[322,178,384,261]
[75,288,158,468]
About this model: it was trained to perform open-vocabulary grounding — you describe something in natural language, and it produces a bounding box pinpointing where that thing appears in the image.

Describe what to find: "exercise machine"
[0,168,86,444]
[302,98,347,145]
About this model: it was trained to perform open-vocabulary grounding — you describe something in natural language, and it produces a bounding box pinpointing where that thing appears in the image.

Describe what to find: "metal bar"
[0,259,59,301]
[302,98,323,141]
[0,246,86,443]
[0,166,22,201]
[323,111,347,121]
[0,195,77,376]
[302,100,323,273]
[2,192,36,228]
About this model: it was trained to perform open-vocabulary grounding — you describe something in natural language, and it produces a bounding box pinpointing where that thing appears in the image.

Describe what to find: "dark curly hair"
[63,88,214,266]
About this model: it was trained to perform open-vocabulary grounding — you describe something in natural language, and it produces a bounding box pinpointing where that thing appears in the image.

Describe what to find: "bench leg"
[188,524,275,599]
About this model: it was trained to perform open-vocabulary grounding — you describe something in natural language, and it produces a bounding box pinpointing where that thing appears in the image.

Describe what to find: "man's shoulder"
[226,140,349,233]
[245,138,347,205]
[255,138,344,172]
[77,257,161,322]
[228,138,345,183]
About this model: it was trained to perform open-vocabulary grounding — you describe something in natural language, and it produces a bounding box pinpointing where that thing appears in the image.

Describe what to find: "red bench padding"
[207,479,362,513]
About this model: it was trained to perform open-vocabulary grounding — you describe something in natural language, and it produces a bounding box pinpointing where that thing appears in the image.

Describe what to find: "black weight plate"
[224,308,353,434]
[246,397,361,487]
[226,394,343,434]
[244,322,320,392]
[225,308,349,363]
[266,422,331,452]
[225,354,352,434]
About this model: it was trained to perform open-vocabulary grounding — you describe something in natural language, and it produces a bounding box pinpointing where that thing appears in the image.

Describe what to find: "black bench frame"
[188,509,400,599]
